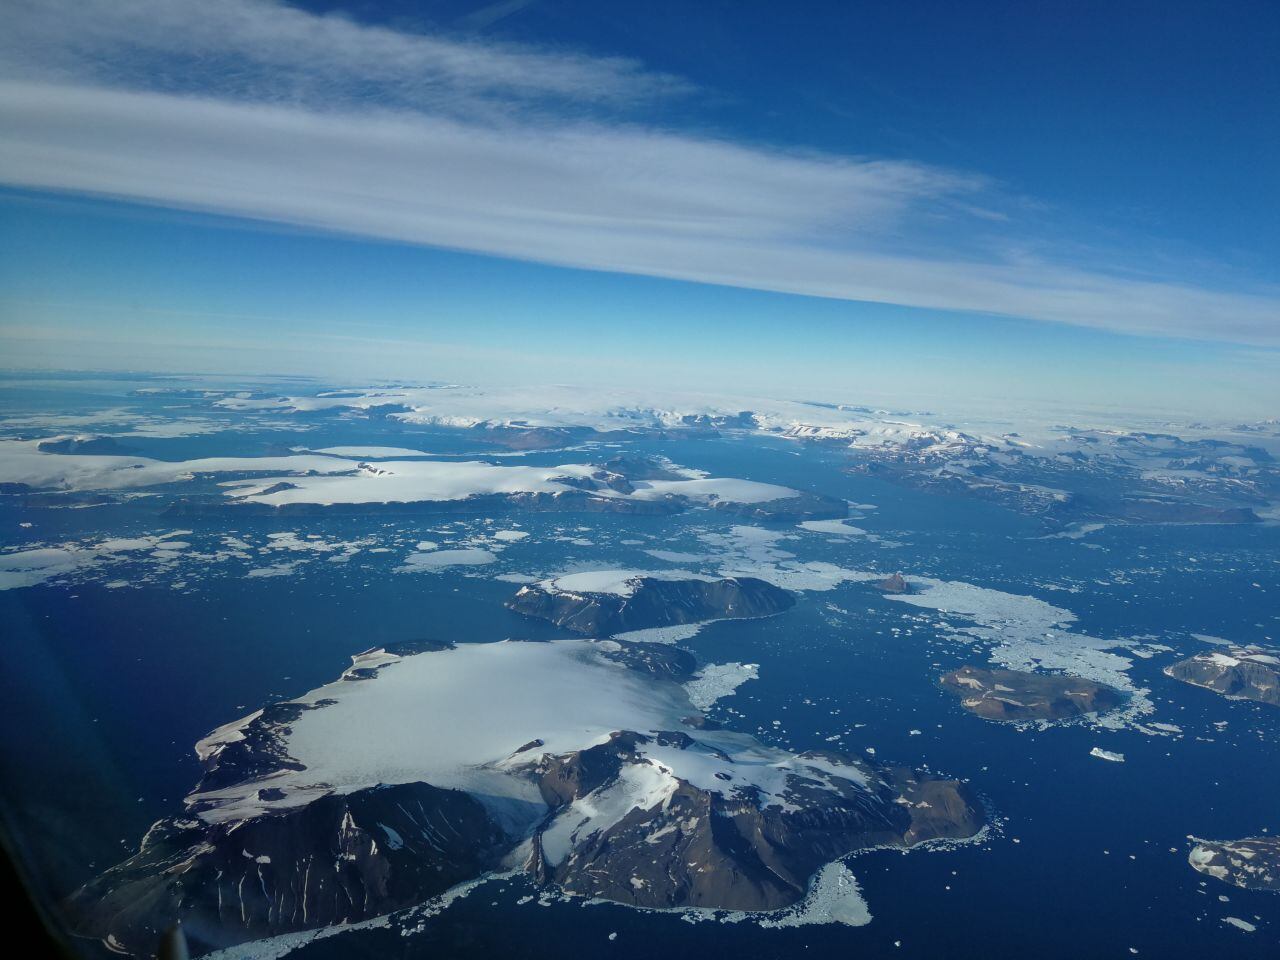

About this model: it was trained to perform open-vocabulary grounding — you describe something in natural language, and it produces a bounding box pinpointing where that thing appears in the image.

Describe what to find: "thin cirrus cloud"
[0,0,691,111]
[0,0,1277,347]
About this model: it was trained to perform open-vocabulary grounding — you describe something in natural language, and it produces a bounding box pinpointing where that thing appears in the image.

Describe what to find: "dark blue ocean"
[1,382,1277,958]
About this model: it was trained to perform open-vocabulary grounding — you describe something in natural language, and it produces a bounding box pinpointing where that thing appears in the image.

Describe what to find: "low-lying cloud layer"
[1,0,1277,345]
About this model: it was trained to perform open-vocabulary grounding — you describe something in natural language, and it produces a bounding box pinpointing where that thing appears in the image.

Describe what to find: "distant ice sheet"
[305,446,433,458]
[0,438,806,511]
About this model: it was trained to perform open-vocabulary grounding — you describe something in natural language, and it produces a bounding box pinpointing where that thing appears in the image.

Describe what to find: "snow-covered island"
[1163,646,1280,707]
[505,571,795,635]
[66,638,985,956]
[1188,837,1280,892]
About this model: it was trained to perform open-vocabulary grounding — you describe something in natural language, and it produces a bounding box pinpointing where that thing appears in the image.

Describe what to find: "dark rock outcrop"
[527,735,982,912]
[594,641,698,680]
[940,665,1124,722]
[601,455,686,480]
[505,575,794,636]
[886,767,987,845]
[1112,499,1259,524]
[66,782,510,958]
[711,492,848,521]
[481,425,584,450]
[15,491,115,507]
[37,436,132,455]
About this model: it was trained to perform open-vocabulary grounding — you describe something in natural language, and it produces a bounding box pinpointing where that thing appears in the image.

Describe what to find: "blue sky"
[0,1,1277,417]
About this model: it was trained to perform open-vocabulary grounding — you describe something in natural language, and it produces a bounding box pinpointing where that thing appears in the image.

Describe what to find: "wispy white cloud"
[0,0,1277,347]
[1,0,688,113]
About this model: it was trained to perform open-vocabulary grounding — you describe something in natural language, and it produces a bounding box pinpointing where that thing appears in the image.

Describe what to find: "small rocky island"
[1188,837,1280,891]
[36,434,133,455]
[66,638,984,956]
[939,665,1124,722]
[506,571,795,635]
[1164,646,1279,707]
[872,573,911,594]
